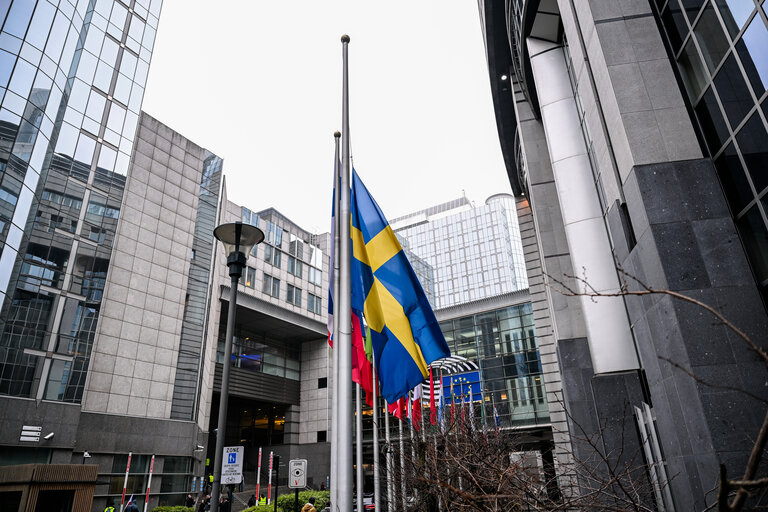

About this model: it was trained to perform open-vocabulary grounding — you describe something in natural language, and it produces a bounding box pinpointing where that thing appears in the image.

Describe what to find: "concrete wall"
[82,113,204,420]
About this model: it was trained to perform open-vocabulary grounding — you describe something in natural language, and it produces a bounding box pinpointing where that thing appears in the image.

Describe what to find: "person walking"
[185,494,195,507]
[124,499,139,512]
[300,497,317,512]
[247,494,257,507]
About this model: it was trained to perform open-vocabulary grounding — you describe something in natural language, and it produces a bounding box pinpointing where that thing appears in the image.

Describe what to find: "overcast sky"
[142,1,512,233]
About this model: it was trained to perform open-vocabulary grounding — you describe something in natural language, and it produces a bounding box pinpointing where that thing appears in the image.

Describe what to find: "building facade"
[0,1,236,508]
[204,199,332,489]
[391,194,528,309]
[480,0,768,508]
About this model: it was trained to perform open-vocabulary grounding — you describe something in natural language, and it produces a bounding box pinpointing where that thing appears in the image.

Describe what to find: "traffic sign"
[222,446,244,484]
[288,459,307,488]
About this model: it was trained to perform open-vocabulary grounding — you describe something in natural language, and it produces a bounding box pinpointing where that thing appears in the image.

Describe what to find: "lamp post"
[211,221,264,512]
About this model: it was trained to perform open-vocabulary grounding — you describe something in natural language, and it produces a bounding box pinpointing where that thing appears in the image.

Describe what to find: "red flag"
[388,396,407,421]
[429,367,437,425]
[351,312,374,405]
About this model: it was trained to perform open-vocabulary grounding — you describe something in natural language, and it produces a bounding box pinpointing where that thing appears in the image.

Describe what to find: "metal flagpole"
[337,33,353,512]
[331,131,341,511]
[356,383,364,512]
[399,414,407,511]
[384,401,393,512]
[409,391,417,501]
[372,357,381,512]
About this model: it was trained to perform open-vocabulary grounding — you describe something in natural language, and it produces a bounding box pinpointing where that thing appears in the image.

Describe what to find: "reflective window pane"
[715,142,753,212]
[26,1,56,51]
[694,4,730,72]
[695,87,730,152]
[738,15,768,93]
[736,110,768,192]
[679,38,709,99]
[737,204,768,282]
[716,0,754,37]
[714,53,755,127]
[3,1,35,39]
[662,1,689,51]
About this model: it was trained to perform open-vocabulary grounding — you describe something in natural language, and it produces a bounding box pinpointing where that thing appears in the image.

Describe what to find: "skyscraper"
[480,0,768,508]
[0,2,228,509]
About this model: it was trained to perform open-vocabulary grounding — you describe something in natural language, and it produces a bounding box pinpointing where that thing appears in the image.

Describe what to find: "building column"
[525,37,638,375]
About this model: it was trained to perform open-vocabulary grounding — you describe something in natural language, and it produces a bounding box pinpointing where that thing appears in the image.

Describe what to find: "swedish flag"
[350,170,450,403]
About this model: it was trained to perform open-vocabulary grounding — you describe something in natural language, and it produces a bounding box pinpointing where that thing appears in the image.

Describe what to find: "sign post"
[288,460,307,512]
[221,446,244,486]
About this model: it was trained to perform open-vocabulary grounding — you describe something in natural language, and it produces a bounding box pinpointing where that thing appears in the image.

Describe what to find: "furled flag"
[350,170,450,403]
[492,394,501,431]
[438,375,445,432]
[429,367,437,426]
[469,389,476,433]
[412,383,422,430]
[327,164,338,346]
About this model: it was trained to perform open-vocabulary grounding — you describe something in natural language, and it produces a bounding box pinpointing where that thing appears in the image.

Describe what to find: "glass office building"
[660,0,768,300]
[0,0,160,401]
[392,194,527,309]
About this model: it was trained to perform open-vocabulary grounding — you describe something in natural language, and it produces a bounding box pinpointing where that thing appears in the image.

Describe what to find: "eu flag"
[350,170,450,403]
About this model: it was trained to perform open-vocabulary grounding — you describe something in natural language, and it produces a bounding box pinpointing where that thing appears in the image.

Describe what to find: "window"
[318,377,327,389]
[288,256,303,278]
[265,221,283,247]
[245,267,256,289]
[286,284,302,306]
[263,274,280,298]
[264,245,281,268]
[317,431,327,442]
[308,293,322,315]
[289,233,304,259]
[308,266,322,286]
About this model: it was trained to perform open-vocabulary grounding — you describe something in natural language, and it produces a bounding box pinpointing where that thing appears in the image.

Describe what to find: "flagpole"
[331,131,341,511]
[356,383,364,512]
[372,354,381,512]
[409,391,417,502]
[384,400,393,512]
[399,414,406,512]
[337,33,353,512]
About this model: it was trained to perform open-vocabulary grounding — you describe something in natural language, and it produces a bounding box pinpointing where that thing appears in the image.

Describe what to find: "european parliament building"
[480,0,768,508]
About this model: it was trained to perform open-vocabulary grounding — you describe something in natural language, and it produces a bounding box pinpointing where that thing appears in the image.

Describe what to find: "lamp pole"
[211,222,263,512]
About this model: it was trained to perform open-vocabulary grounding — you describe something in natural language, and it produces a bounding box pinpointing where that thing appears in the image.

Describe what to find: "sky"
[141,1,512,234]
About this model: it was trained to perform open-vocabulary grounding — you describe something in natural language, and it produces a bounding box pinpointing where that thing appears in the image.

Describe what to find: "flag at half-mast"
[350,169,450,403]
[328,165,374,402]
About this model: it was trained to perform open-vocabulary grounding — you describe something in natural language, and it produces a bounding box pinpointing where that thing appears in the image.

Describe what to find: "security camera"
[83,451,91,458]
[195,445,205,451]
[43,432,54,440]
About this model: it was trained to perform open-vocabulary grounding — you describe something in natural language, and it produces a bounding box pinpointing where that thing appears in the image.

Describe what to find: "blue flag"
[350,170,450,403]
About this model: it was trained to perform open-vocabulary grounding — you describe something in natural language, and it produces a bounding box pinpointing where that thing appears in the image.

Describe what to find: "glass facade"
[170,151,222,420]
[393,194,527,309]
[657,0,768,299]
[217,335,301,381]
[438,303,548,427]
[0,0,160,401]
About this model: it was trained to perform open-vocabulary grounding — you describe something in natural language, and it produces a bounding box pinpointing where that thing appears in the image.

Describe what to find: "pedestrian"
[104,501,115,512]
[248,494,257,507]
[301,497,317,512]
[124,499,139,512]
[320,500,331,512]
[185,494,195,507]
[258,494,266,506]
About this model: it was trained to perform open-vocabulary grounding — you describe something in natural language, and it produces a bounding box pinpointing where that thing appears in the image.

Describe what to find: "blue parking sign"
[228,453,237,464]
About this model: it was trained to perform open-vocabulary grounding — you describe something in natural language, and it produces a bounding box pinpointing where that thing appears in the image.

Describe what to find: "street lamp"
[210,221,264,512]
